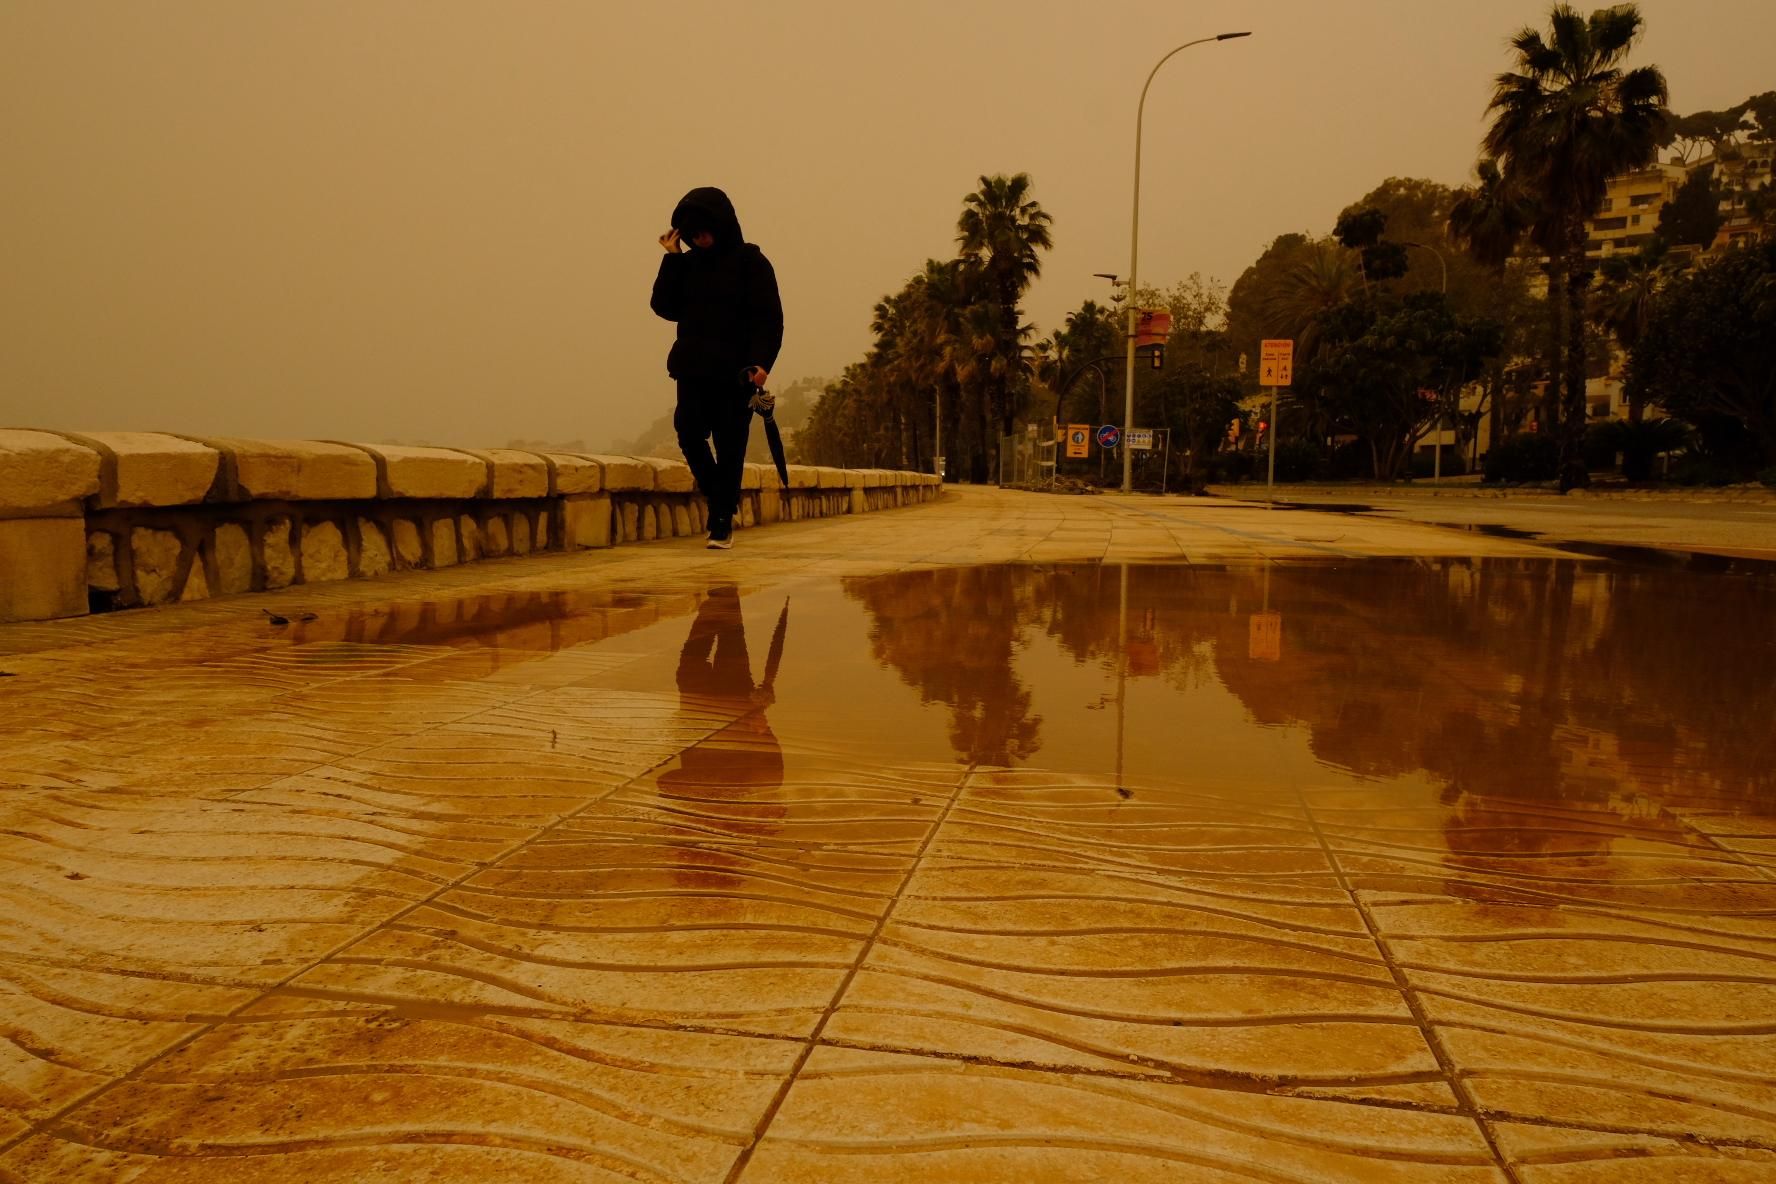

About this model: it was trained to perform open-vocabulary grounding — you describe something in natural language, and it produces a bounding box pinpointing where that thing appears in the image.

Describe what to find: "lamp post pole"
[1121,31,1252,493]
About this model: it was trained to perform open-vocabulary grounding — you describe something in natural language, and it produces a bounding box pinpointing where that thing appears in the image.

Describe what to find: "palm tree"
[1590,241,1669,423]
[1449,157,1542,448]
[1260,239,1361,360]
[1483,3,1669,490]
[956,173,1054,441]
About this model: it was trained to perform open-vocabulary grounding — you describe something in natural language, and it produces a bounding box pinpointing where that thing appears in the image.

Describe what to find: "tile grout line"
[1294,786,1527,1184]
[0,681,759,1160]
[719,760,978,1184]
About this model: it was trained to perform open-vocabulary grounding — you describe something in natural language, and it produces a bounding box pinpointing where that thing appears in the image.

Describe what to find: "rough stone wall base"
[0,516,87,622]
[0,433,944,622]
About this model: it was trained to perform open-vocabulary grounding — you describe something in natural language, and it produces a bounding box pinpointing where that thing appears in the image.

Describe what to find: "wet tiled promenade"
[1,488,1771,1182]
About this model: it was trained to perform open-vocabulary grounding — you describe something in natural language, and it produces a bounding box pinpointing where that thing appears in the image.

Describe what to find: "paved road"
[1221,487,1776,560]
[0,487,1769,1181]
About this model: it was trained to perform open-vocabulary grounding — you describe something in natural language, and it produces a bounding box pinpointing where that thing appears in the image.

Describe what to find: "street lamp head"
[1216,31,1253,40]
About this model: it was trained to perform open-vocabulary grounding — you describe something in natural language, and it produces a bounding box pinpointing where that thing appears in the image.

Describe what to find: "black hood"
[671,187,744,251]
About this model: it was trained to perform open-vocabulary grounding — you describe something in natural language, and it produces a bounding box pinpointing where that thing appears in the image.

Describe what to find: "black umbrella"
[762,598,790,693]
[749,386,790,487]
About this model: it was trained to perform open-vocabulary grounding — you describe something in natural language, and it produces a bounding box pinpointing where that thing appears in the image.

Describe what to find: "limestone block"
[740,464,765,491]
[358,519,391,577]
[356,444,484,499]
[619,502,640,542]
[430,519,458,567]
[786,465,819,490]
[301,521,350,584]
[547,453,602,495]
[851,488,868,515]
[844,469,867,489]
[533,510,549,550]
[204,438,376,501]
[759,488,782,525]
[180,560,209,602]
[589,455,655,492]
[463,449,549,499]
[740,498,757,528]
[0,518,87,622]
[513,514,533,555]
[862,470,886,488]
[131,527,185,605]
[671,504,693,537]
[561,495,609,549]
[392,519,423,568]
[74,432,219,508]
[641,504,659,541]
[262,518,296,589]
[484,516,510,558]
[640,457,696,493]
[815,466,849,490]
[86,531,120,592]
[215,523,253,593]
[0,430,100,511]
[458,515,482,561]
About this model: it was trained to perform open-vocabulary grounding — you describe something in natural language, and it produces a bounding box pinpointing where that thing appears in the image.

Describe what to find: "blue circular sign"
[1096,425,1121,448]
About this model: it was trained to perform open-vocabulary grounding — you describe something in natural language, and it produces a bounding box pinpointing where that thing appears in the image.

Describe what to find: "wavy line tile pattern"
[1,526,1773,1181]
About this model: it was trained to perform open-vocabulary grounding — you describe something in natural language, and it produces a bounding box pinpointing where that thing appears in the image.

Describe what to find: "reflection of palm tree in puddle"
[655,587,787,889]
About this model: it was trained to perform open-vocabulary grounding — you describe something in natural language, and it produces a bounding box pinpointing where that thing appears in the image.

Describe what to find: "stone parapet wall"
[0,430,943,623]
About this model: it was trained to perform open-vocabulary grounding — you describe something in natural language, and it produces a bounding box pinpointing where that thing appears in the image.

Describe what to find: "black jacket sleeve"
[650,253,686,321]
[745,248,784,372]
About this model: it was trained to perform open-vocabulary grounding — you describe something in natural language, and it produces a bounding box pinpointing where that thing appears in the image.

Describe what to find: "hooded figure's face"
[671,187,744,252]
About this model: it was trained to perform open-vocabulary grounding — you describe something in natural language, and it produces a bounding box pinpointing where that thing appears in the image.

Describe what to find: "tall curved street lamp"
[1121,31,1252,493]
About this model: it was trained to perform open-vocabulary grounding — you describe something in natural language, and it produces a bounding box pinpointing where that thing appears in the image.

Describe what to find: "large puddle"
[327,559,1773,817]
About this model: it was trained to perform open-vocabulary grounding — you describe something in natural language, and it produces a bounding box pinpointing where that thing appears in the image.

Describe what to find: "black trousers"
[674,376,754,524]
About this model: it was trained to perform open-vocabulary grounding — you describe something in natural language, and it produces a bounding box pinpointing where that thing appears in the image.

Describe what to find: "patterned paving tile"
[736,1045,1503,1183]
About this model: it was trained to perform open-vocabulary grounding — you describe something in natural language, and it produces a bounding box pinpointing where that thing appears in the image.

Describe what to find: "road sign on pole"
[1259,339,1293,388]
[1096,425,1122,449]
[1259,339,1293,496]
[1126,429,1154,451]
[1066,425,1090,459]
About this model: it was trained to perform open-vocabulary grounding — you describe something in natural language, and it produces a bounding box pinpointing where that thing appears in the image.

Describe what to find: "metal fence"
[997,430,1057,487]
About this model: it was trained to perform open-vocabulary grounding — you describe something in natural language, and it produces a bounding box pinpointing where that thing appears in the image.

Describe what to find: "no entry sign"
[1096,425,1121,449]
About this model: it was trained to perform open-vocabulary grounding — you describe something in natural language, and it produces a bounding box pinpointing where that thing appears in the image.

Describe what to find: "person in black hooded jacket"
[650,187,783,550]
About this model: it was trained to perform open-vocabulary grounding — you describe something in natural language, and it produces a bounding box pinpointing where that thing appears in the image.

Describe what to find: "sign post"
[1259,339,1293,493]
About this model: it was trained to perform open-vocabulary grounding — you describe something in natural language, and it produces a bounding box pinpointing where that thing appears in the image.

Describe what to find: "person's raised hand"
[659,228,683,253]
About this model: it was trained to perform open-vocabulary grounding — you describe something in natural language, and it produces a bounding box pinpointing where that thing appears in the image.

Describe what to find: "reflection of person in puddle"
[660,586,786,826]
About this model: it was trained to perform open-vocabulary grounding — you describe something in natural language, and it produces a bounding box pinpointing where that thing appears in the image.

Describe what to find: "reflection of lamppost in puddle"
[1116,563,1128,796]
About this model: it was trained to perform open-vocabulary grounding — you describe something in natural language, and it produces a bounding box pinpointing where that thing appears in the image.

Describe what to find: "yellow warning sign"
[1066,424,1090,459]
[1259,339,1294,388]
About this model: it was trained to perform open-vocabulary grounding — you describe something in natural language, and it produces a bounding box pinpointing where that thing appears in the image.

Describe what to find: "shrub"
[1618,418,1692,482]
[1273,440,1324,483]
[1671,456,1738,487]
[1483,434,1559,484]
[1208,451,1255,484]
[1584,421,1624,472]
[1326,440,1372,480]
[1759,466,1776,489]
[1410,449,1468,479]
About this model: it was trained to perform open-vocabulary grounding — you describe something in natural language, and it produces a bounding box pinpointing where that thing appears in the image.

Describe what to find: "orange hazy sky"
[2,1,1769,449]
